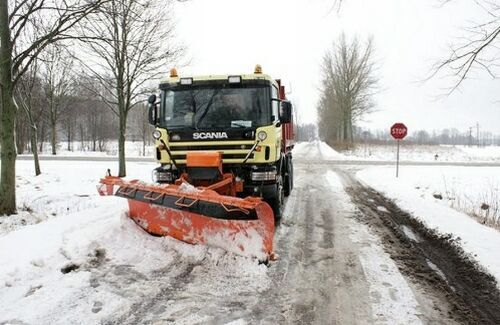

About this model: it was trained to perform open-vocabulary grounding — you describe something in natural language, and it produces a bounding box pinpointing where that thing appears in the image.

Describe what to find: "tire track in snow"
[245,163,377,324]
[337,168,500,324]
[87,244,206,325]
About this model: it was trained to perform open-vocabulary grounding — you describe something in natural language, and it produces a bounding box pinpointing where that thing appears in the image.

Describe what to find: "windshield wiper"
[195,89,221,130]
[167,125,196,130]
[231,122,249,128]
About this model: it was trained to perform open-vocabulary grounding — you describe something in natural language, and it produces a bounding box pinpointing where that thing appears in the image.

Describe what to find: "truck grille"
[169,144,252,151]
[168,142,255,162]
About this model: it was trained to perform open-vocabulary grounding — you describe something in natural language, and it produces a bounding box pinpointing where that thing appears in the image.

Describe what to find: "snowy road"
[2,142,500,324]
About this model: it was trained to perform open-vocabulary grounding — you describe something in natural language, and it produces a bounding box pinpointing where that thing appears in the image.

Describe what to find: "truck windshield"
[160,85,271,130]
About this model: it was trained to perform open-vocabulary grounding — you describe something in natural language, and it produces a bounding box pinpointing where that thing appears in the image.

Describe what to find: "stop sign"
[391,123,407,140]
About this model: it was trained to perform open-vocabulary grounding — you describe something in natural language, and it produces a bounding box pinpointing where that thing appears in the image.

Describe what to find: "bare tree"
[61,98,77,151]
[431,1,500,91]
[77,0,183,177]
[0,0,106,215]
[317,34,377,148]
[15,59,44,175]
[40,45,75,155]
[296,123,317,142]
[129,103,153,156]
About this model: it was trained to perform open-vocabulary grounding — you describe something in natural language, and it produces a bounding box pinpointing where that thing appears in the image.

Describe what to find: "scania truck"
[147,65,295,218]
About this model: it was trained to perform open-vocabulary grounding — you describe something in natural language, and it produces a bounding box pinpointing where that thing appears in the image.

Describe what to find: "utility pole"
[468,127,473,146]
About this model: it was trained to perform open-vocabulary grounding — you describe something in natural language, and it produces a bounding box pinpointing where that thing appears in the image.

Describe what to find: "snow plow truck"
[99,65,295,261]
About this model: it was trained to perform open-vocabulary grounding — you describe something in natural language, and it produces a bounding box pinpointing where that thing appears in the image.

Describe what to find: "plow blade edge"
[98,176,275,261]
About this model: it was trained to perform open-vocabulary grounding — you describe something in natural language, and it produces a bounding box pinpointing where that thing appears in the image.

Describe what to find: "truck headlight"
[152,130,162,139]
[257,131,267,141]
[251,170,276,181]
[153,169,173,183]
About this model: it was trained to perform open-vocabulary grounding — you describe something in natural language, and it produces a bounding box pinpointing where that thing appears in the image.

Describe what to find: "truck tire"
[269,176,284,221]
[284,157,293,197]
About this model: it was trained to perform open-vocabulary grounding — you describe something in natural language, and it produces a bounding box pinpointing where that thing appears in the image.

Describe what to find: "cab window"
[271,86,279,122]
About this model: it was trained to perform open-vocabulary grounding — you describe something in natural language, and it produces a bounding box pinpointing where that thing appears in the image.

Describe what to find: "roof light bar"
[180,77,193,85]
[228,76,242,84]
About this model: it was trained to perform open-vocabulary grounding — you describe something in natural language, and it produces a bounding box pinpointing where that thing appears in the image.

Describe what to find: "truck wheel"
[284,158,293,197]
[269,176,284,221]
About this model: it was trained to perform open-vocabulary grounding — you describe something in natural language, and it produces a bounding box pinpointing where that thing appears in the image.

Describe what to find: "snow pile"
[357,166,500,287]
[0,199,269,324]
[1,160,157,236]
[202,226,268,261]
[178,181,202,194]
[292,140,346,160]
[0,160,270,324]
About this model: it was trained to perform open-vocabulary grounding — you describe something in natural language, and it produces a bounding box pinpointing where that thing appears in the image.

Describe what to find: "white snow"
[4,141,500,323]
[0,160,269,324]
[401,225,420,242]
[344,144,500,162]
[293,141,500,163]
[326,171,423,324]
[1,160,156,235]
[23,140,156,158]
[292,140,346,160]
[178,181,202,193]
[358,165,500,288]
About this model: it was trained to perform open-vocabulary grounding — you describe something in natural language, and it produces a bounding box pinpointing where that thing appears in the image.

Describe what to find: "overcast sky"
[173,0,500,134]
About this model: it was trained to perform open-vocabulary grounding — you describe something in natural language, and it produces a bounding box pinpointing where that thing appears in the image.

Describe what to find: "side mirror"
[148,94,157,104]
[148,94,158,125]
[279,100,292,124]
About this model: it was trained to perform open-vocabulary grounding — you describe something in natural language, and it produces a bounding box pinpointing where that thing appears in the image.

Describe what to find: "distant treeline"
[297,123,500,146]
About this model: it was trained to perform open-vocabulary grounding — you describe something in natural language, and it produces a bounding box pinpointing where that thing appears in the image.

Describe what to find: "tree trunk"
[118,113,127,177]
[67,123,71,151]
[0,0,17,215]
[39,122,45,152]
[50,116,57,155]
[142,128,146,156]
[79,124,84,151]
[30,126,41,176]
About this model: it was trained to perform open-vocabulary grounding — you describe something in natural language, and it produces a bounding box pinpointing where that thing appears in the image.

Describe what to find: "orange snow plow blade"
[98,176,275,261]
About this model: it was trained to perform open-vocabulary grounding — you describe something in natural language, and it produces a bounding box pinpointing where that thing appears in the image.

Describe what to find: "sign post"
[390,123,408,178]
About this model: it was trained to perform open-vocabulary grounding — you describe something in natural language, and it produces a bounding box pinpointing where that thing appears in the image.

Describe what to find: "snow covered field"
[343,143,500,162]
[358,166,500,228]
[1,160,156,235]
[22,140,156,158]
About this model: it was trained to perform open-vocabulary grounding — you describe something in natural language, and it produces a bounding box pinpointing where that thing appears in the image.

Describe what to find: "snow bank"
[0,160,157,235]
[293,140,346,160]
[345,144,500,162]
[0,160,270,324]
[357,166,500,287]
[0,197,268,324]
